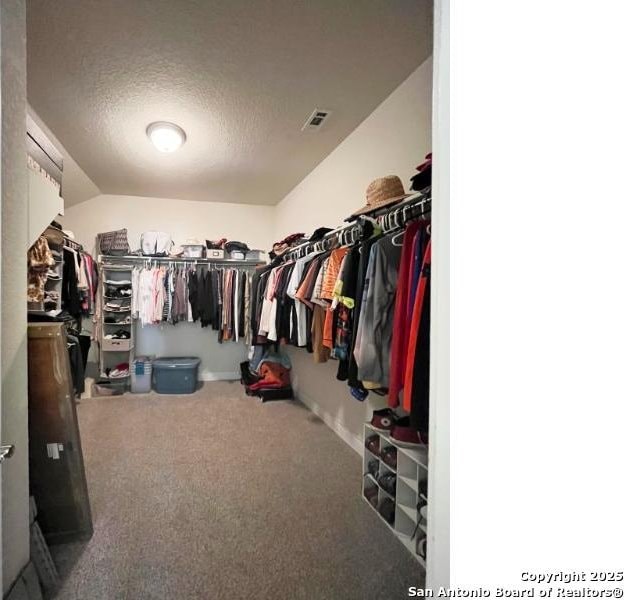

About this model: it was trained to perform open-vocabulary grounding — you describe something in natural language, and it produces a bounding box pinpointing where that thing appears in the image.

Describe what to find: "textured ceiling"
[27,0,432,206]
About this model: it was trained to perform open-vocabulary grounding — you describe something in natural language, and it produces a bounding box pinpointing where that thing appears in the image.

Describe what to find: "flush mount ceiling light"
[146,121,186,153]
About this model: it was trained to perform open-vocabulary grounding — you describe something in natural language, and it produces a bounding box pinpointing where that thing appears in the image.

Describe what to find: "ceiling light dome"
[146,121,186,153]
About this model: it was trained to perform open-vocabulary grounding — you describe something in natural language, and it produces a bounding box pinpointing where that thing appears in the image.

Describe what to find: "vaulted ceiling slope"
[27,0,432,206]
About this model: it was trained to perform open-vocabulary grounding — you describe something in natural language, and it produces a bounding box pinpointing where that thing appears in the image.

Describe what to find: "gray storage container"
[152,357,200,394]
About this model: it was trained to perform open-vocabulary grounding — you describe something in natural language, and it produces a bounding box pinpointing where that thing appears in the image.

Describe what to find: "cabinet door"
[28,323,93,544]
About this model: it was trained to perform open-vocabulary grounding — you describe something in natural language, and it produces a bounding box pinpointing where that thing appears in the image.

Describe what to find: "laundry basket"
[131,357,152,393]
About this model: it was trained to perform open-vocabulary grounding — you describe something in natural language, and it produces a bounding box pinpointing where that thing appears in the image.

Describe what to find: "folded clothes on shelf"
[105,287,132,298]
[104,279,132,285]
[105,301,130,312]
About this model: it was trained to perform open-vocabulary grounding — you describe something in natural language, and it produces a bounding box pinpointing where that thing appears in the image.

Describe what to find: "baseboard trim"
[295,389,363,456]
[199,371,240,382]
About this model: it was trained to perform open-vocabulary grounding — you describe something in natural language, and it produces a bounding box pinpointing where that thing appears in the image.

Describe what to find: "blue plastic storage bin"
[152,357,201,394]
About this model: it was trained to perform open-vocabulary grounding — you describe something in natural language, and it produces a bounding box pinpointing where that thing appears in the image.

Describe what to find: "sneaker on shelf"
[417,538,427,561]
[379,446,397,469]
[418,479,427,500]
[365,434,381,457]
[377,472,397,496]
[367,459,379,480]
[109,363,130,379]
[378,498,395,525]
[390,417,428,447]
[363,484,378,508]
[417,499,427,520]
[369,408,396,432]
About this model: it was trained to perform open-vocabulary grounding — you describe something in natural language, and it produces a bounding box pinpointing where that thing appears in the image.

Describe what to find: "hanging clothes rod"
[98,255,265,267]
[282,192,431,261]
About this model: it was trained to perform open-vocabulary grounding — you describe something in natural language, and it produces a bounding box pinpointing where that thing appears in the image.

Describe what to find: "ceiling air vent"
[301,109,332,132]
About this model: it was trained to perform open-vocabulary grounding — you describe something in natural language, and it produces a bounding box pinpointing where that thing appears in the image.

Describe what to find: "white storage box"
[102,338,133,352]
[182,244,204,258]
[131,358,152,393]
[206,249,225,259]
[227,249,263,261]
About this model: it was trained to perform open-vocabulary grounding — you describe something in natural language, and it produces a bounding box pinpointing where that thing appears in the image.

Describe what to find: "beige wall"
[274,56,432,239]
[61,193,275,255]
[1,0,30,592]
[273,57,433,452]
[61,194,275,380]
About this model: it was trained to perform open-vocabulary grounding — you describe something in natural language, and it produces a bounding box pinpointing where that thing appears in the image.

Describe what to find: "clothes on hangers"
[402,238,431,428]
[249,197,432,428]
[62,247,82,317]
[67,333,85,395]
[388,222,428,406]
[352,231,403,388]
[125,262,256,343]
[27,236,55,303]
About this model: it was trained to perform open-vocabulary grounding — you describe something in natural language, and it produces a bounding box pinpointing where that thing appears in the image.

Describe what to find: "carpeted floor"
[51,382,424,600]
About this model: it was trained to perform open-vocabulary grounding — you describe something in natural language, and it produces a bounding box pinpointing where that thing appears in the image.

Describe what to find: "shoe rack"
[98,260,134,390]
[362,423,428,570]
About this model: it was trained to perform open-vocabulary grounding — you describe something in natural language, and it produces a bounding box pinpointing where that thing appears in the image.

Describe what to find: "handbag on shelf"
[96,229,130,256]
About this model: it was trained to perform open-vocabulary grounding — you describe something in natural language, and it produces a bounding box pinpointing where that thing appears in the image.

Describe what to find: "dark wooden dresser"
[27,322,93,544]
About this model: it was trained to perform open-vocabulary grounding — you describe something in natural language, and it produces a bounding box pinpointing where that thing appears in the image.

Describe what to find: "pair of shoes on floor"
[369,409,428,447]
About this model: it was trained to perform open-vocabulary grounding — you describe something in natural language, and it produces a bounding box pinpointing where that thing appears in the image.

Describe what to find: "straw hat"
[350,175,410,218]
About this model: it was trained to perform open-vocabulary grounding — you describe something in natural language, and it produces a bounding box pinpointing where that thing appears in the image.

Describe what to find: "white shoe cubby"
[98,263,135,389]
[362,423,428,570]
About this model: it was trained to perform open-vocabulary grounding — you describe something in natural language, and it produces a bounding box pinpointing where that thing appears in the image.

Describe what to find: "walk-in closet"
[2,1,446,599]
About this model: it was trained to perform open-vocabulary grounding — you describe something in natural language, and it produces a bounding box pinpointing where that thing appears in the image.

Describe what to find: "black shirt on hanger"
[62,248,81,318]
